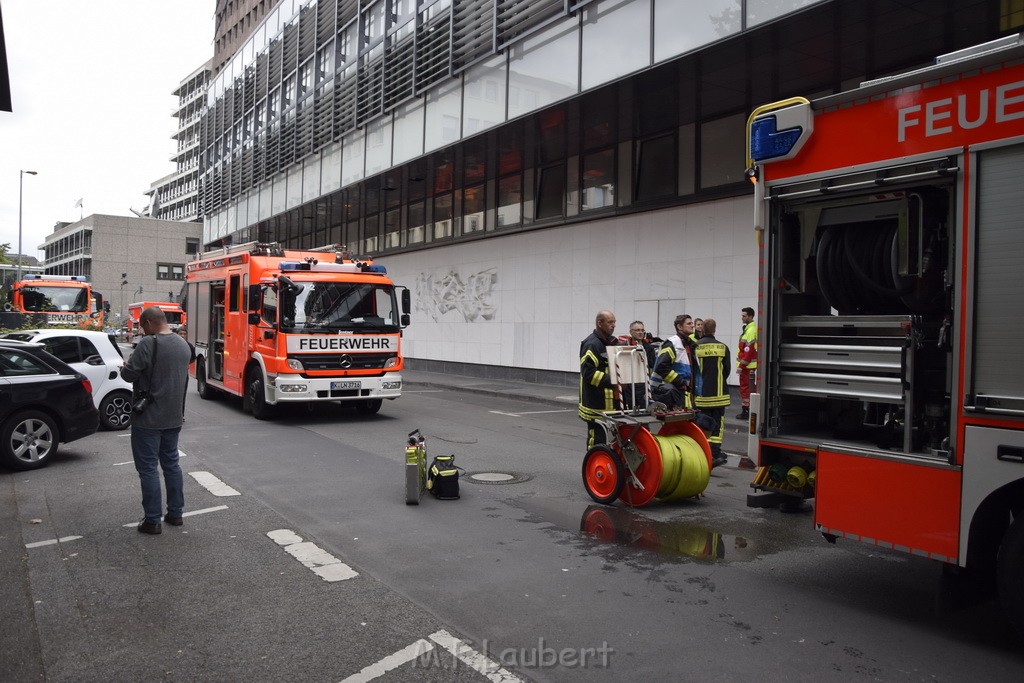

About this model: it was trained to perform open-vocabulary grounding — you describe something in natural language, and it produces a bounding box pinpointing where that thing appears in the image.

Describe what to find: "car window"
[107,334,125,359]
[42,336,82,364]
[78,337,100,359]
[0,349,56,377]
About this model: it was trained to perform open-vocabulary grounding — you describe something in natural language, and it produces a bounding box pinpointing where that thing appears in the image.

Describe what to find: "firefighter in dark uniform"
[695,318,731,468]
[579,310,620,447]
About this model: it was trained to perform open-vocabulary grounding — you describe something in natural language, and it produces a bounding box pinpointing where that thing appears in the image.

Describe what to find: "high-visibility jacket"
[650,335,702,395]
[579,329,619,421]
[738,321,758,370]
[695,335,731,408]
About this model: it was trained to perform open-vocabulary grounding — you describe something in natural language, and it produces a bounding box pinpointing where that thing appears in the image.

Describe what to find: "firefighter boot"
[735,408,749,421]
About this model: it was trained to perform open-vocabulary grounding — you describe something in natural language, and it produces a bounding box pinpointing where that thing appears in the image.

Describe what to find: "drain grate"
[463,471,532,485]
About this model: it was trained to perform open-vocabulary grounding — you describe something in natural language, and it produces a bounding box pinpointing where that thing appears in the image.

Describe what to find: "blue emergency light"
[279,261,311,271]
[749,115,804,163]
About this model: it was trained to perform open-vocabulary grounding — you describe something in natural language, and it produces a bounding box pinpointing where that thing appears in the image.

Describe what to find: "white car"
[1,329,134,430]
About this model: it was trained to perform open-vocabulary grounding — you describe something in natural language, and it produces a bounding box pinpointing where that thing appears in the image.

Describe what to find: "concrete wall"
[382,195,758,383]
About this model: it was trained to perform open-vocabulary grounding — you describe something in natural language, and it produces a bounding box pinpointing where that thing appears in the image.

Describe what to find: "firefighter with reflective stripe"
[650,314,701,409]
[695,318,731,468]
[737,307,758,420]
[579,310,620,447]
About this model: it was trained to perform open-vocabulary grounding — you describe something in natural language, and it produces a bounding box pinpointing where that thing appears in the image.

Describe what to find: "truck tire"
[246,368,275,420]
[997,513,1024,641]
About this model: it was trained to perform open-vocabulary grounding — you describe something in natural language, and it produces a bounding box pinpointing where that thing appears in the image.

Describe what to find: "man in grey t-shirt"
[121,306,193,535]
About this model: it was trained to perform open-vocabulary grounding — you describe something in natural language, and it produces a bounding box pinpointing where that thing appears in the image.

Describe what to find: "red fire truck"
[9,274,104,328]
[184,242,410,419]
[745,35,1024,632]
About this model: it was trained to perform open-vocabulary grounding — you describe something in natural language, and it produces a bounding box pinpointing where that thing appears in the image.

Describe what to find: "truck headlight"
[384,356,399,368]
[286,358,304,371]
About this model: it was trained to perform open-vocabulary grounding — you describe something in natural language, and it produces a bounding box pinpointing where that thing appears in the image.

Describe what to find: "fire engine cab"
[746,35,1024,634]
[184,242,410,419]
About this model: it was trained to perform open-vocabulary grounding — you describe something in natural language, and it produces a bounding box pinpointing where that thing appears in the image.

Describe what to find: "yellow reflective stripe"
[591,370,606,387]
[581,349,600,367]
[603,388,615,411]
[695,396,730,407]
[664,370,678,383]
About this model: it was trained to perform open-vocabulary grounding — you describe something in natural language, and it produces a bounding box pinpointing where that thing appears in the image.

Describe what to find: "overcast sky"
[0,0,213,260]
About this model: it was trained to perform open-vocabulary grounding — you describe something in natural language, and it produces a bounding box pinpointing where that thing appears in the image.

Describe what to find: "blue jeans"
[131,426,183,523]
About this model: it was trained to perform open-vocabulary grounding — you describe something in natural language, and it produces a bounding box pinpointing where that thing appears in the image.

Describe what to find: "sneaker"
[735,410,749,420]
[163,514,183,527]
[137,519,162,535]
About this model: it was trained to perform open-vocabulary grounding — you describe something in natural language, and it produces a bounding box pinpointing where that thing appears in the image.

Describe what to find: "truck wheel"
[246,368,275,420]
[997,513,1024,640]
[356,399,383,414]
[0,411,60,471]
[196,358,217,400]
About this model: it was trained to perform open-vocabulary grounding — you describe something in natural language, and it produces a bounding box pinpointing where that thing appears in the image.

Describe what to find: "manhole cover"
[463,471,532,485]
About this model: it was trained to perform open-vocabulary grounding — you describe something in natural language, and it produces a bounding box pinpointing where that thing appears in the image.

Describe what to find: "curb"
[403,379,577,409]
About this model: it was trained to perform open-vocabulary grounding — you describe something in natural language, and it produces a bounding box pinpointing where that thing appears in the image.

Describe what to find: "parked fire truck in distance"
[127,301,185,344]
[184,242,410,419]
[745,34,1024,637]
[9,274,105,328]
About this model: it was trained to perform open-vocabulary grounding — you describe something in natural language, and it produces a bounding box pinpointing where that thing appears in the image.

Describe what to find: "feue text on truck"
[744,34,1024,639]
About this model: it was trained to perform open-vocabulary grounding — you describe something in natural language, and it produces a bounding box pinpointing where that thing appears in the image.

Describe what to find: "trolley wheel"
[582,445,625,505]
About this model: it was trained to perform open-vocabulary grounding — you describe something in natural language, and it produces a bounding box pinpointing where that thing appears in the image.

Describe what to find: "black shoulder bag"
[132,336,158,414]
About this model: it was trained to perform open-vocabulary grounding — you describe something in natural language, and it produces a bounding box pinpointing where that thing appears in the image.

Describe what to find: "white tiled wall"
[385,195,758,383]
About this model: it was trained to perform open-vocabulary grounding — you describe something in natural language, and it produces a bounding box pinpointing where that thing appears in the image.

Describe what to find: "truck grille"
[292,353,394,371]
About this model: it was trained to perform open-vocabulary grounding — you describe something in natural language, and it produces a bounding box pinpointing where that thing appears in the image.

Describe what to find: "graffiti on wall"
[415,267,498,322]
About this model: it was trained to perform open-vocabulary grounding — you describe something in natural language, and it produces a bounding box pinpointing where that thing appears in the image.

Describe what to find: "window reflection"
[582,149,615,210]
[498,176,522,228]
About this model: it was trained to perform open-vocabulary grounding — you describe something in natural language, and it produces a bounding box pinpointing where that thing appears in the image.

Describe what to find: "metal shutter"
[972,143,1024,409]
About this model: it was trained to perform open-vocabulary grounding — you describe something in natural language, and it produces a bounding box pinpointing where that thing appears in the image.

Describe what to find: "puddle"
[578,505,758,562]
[509,496,802,564]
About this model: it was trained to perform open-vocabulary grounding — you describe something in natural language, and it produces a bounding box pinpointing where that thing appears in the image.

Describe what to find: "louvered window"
[452,0,495,73]
[415,2,451,93]
[495,0,565,49]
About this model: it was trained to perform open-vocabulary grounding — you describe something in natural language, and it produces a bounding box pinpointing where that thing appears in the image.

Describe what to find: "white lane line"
[489,411,521,417]
[428,630,522,682]
[25,535,83,549]
[402,390,445,393]
[189,471,241,496]
[489,409,573,417]
[121,505,228,527]
[339,639,434,683]
[267,529,358,582]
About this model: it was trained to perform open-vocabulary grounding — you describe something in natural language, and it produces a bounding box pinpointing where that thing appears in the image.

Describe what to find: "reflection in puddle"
[579,505,757,562]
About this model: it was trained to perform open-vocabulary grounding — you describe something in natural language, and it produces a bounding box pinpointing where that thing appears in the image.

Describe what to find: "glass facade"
[201,0,1006,255]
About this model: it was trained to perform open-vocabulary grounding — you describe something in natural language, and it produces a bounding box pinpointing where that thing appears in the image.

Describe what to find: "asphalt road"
[2,382,1023,682]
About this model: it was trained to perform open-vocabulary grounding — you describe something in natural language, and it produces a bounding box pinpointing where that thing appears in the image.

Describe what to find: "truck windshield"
[21,286,89,312]
[281,282,399,331]
[164,311,183,325]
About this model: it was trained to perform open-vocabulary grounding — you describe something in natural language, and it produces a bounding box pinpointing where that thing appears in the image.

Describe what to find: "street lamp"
[17,170,38,282]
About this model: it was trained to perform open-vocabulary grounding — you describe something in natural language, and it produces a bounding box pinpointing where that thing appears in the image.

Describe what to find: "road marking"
[489,409,574,417]
[267,529,358,582]
[25,535,83,549]
[428,630,522,682]
[402,390,445,393]
[121,505,228,527]
[555,395,577,401]
[339,639,434,683]
[189,471,241,496]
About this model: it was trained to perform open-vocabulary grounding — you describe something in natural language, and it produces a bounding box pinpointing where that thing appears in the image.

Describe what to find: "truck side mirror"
[248,313,260,326]
[401,313,410,327]
[248,284,262,311]
[401,288,411,314]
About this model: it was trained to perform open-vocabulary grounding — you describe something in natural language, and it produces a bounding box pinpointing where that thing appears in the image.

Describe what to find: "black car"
[0,339,100,470]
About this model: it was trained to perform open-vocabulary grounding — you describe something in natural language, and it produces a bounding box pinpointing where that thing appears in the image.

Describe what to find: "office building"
[147,61,213,222]
[197,0,1019,382]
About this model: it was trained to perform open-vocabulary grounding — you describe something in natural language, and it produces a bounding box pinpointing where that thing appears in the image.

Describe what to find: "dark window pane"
[636,133,676,202]
[537,108,566,163]
[582,86,616,150]
[406,201,425,245]
[433,194,453,239]
[582,148,615,210]
[536,164,565,219]
[462,184,485,234]
[498,175,521,228]
[499,124,524,175]
[700,113,746,188]
[384,208,401,249]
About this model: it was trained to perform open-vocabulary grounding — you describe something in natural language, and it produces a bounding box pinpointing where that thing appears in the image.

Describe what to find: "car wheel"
[99,390,133,431]
[0,411,60,471]
[247,368,275,420]
[356,399,383,415]
[196,358,217,400]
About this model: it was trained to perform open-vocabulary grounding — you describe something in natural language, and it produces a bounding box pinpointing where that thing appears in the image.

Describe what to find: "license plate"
[331,381,360,390]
